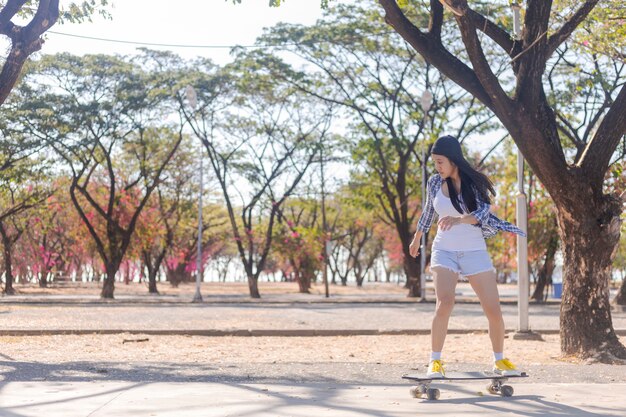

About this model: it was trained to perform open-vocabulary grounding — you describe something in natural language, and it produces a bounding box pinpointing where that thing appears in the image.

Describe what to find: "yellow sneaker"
[493,358,522,376]
[427,359,445,378]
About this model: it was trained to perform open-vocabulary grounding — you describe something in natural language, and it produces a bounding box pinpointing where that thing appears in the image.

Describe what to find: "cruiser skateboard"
[403,371,528,400]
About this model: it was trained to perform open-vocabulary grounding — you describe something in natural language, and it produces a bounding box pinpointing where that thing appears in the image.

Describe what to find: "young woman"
[409,135,525,377]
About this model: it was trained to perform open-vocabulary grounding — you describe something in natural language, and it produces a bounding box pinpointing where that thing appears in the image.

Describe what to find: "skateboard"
[402,371,528,400]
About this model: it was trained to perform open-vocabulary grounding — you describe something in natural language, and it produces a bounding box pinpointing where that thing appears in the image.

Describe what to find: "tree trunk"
[0,225,14,295]
[143,250,162,294]
[531,230,558,303]
[147,265,159,294]
[293,257,314,294]
[339,273,348,286]
[124,265,130,285]
[39,273,49,288]
[166,263,193,287]
[355,263,365,287]
[557,194,626,360]
[295,271,311,294]
[248,274,260,299]
[101,268,116,299]
[2,243,14,295]
[403,253,421,297]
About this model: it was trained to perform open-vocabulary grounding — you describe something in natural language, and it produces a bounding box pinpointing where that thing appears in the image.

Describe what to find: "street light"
[419,90,433,301]
[509,3,536,339]
[511,2,523,41]
[515,148,529,333]
[420,90,433,114]
[185,85,198,109]
[186,85,203,303]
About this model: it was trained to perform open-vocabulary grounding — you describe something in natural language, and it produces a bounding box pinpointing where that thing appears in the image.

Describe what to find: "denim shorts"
[430,249,494,278]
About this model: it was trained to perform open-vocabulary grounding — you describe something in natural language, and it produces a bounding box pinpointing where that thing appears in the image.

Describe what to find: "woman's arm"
[410,176,437,257]
[437,214,477,230]
[415,175,437,233]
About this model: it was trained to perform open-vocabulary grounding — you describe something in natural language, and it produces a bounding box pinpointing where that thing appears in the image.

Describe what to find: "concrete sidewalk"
[0,381,623,417]
[0,360,624,417]
[0,283,562,304]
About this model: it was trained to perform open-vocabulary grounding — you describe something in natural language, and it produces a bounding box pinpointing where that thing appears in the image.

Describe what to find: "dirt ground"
[0,333,582,366]
[10,281,411,297]
[4,281,623,367]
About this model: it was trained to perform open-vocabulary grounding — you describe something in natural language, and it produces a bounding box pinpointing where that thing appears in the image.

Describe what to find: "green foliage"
[552,0,626,59]
[7,1,111,23]
[59,0,111,23]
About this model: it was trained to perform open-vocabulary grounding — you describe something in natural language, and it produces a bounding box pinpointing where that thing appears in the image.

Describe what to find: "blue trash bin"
[552,282,562,298]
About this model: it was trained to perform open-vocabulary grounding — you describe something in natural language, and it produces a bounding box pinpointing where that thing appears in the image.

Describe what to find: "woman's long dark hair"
[432,135,495,214]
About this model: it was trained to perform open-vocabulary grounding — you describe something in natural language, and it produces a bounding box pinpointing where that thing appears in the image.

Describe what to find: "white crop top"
[432,186,487,251]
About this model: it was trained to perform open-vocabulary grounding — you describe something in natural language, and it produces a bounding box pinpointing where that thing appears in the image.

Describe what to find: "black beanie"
[431,135,464,162]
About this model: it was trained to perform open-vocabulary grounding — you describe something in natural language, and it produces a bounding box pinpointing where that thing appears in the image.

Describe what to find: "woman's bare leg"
[431,267,459,352]
[466,270,505,353]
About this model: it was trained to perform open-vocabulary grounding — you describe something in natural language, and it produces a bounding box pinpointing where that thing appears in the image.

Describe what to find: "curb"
[1,329,624,337]
[0,298,564,306]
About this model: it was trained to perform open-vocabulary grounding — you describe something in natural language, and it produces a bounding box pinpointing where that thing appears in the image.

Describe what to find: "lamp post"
[515,149,529,333]
[510,3,537,339]
[419,90,433,301]
[186,85,203,303]
[320,140,330,298]
[511,2,522,41]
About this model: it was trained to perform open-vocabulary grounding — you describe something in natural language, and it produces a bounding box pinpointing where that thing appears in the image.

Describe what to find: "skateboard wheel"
[501,385,514,397]
[409,386,422,398]
[427,388,440,400]
[486,384,499,395]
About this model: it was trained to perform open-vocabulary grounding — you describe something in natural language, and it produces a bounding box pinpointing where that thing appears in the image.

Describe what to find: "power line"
[46,30,296,49]
[46,29,398,50]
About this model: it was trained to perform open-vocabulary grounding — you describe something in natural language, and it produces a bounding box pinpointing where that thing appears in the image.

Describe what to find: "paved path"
[0,302,624,335]
[1,381,624,417]
[0,360,624,417]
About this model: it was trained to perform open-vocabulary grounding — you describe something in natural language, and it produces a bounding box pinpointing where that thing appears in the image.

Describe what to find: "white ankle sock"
[493,352,504,361]
[430,352,442,361]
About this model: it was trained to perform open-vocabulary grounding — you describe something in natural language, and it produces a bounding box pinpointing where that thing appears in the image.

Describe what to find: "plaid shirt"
[417,174,526,239]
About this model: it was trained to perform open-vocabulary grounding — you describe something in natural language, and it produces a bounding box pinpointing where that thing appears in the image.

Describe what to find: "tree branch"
[514,0,552,104]
[378,0,494,110]
[456,8,515,118]
[547,1,600,58]
[466,9,517,57]
[0,0,59,105]
[579,84,626,187]
[428,0,443,41]
[0,0,28,31]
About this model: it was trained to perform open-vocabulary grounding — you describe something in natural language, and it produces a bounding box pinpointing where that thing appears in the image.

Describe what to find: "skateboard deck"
[403,371,528,400]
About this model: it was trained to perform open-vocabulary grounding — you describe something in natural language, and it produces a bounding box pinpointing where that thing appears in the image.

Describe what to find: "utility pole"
[320,142,330,298]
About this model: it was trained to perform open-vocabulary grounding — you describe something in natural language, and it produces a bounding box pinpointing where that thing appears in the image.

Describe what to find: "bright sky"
[3,0,504,157]
[39,0,326,63]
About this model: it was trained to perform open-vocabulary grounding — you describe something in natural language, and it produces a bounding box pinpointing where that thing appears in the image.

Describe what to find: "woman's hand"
[409,233,422,258]
[437,216,461,231]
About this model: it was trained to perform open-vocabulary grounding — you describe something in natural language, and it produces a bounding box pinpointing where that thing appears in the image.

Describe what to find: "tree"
[9,53,183,298]
[377,0,626,359]
[0,1,109,105]
[272,198,324,293]
[181,55,332,298]
[260,3,497,297]
[0,158,51,293]
[15,177,97,284]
